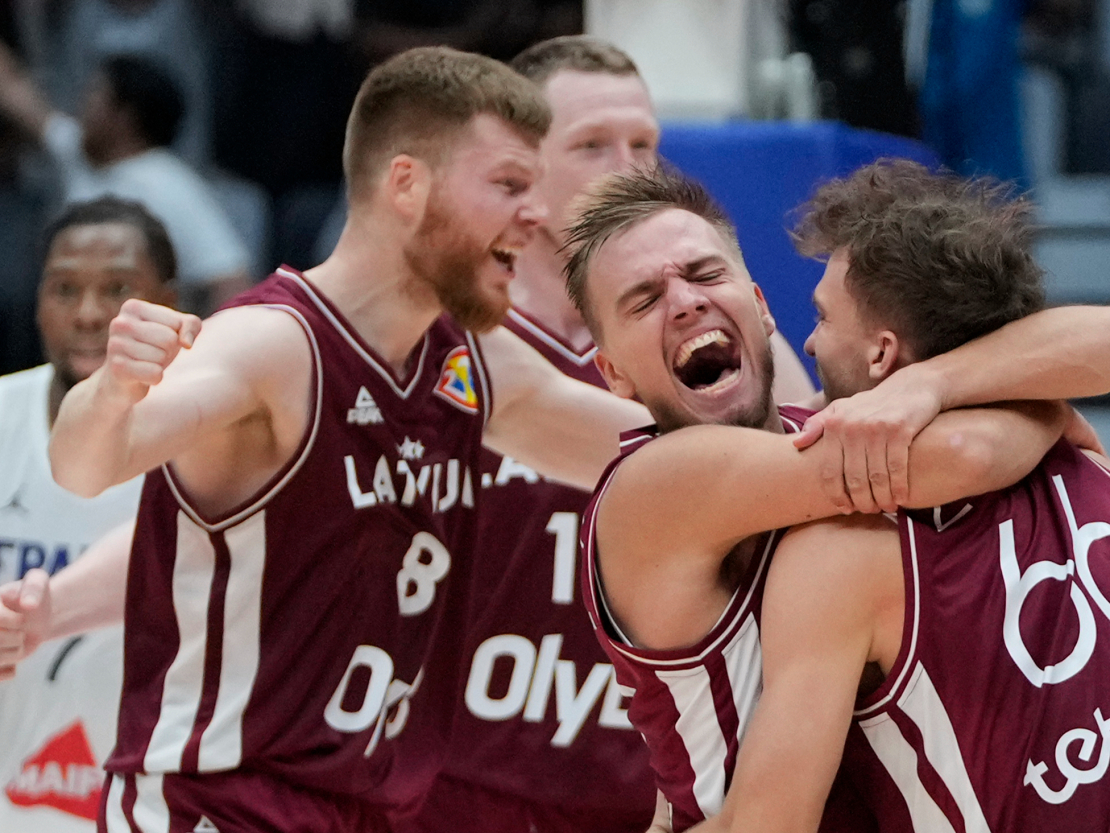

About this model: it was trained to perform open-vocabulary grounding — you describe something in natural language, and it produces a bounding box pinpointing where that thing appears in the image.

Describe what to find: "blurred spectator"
[0,46,252,314]
[13,0,213,165]
[199,1,362,270]
[1023,0,1109,174]
[202,0,580,271]
[0,196,175,830]
[0,11,47,374]
[919,0,1028,186]
[789,0,918,137]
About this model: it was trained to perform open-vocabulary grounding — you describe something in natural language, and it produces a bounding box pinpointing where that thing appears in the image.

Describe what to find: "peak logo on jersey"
[194,815,221,832]
[348,386,384,426]
[4,721,102,820]
[434,347,479,414]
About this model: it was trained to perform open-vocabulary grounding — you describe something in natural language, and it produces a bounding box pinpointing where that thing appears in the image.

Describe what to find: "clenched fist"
[102,299,203,403]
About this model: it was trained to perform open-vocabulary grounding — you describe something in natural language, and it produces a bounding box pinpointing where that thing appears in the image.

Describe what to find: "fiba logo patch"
[434,346,479,414]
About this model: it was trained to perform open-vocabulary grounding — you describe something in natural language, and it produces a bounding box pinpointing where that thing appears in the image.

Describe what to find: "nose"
[803,328,816,357]
[74,289,111,329]
[614,143,638,173]
[518,190,548,228]
[667,278,708,320]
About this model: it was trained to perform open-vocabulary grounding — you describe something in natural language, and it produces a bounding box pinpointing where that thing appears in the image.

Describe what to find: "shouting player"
[400,36,814,833]
[563,165,1110,831]
[40,48,649,832]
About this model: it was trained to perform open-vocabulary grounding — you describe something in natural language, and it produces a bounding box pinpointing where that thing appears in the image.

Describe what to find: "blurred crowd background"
[0,0,1107,387]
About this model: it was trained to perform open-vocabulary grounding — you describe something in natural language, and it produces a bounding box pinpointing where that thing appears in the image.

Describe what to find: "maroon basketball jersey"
[107,268,490,808]
[844,439,1110,832]
[438,307,655,823]
[581,407,825,832]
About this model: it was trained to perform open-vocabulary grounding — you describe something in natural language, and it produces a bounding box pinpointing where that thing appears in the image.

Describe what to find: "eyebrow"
[681,255,728,275]
[615,276,662,312]
[614,255,728,311]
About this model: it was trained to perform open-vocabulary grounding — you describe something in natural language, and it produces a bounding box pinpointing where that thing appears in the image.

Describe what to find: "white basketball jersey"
[0,365,142,831]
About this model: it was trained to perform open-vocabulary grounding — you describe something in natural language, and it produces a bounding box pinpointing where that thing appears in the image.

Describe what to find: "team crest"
[434,346,479,413]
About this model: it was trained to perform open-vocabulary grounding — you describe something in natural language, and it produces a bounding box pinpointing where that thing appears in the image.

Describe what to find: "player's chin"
[454,290,511,333]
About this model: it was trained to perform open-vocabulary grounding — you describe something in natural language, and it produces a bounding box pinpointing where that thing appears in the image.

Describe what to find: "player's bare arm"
[0,520,133,679]
[480,324,649,490]
[50,300,313,516]
[701,515,902,833]
[596,400,1062,648]
[796,305,1110,509]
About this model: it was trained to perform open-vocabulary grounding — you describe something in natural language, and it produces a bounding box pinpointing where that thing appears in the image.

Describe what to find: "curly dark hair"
[791,159,1045,359]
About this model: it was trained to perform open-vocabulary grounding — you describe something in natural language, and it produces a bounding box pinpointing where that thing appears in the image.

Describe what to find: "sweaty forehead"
[544,71,654,130]
[594,209,733,282]
[447,113,542,170]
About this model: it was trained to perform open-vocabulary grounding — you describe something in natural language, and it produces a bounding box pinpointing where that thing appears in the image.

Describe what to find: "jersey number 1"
[546,512,579,605]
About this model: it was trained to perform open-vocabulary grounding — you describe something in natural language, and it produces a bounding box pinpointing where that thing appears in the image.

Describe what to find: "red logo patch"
[5,721,103,820]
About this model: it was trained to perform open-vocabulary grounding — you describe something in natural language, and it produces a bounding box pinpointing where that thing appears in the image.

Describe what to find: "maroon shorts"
[389,771,653,833]
[98,771,391,833]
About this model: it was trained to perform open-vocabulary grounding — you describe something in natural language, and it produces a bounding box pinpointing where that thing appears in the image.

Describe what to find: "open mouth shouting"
[491,246,519,276]
[672,329,743,394]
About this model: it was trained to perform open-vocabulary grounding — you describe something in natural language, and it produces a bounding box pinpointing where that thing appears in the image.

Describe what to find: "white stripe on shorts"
[132,774,170,833]
[103,773,129,832]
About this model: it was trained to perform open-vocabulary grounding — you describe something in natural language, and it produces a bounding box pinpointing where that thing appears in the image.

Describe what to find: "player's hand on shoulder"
[794,365,944,513]
[0,568,52,681]
[102,299,203,403]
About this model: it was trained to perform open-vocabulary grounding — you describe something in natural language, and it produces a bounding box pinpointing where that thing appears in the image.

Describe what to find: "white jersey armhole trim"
[604,531,777,667]
[856,517,922,718]
[163,303,323,533]
[585,451,779,667]
[465,330,493,429]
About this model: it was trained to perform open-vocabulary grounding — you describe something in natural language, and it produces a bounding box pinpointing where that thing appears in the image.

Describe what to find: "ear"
[866,330,902,383]
[384,154,431,225]
[594,351,637,400]
[751,283,777,337]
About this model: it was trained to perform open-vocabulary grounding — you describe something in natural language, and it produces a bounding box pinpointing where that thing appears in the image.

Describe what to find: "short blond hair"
[510,36,639,85]
[563,166,740,338]
[343,47,551,203]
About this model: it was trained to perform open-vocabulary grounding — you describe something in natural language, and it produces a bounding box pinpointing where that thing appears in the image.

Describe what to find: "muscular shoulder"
[191,306,311,374]
[769,514,902,621]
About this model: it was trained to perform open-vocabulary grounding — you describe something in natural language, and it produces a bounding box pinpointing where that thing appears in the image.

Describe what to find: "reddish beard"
[405,195,510,333]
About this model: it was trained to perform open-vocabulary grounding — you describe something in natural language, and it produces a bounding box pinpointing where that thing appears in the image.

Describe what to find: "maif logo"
[5,721,102,820]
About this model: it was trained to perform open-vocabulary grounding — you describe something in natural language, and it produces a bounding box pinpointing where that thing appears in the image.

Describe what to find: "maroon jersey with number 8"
[108,268,490,810]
